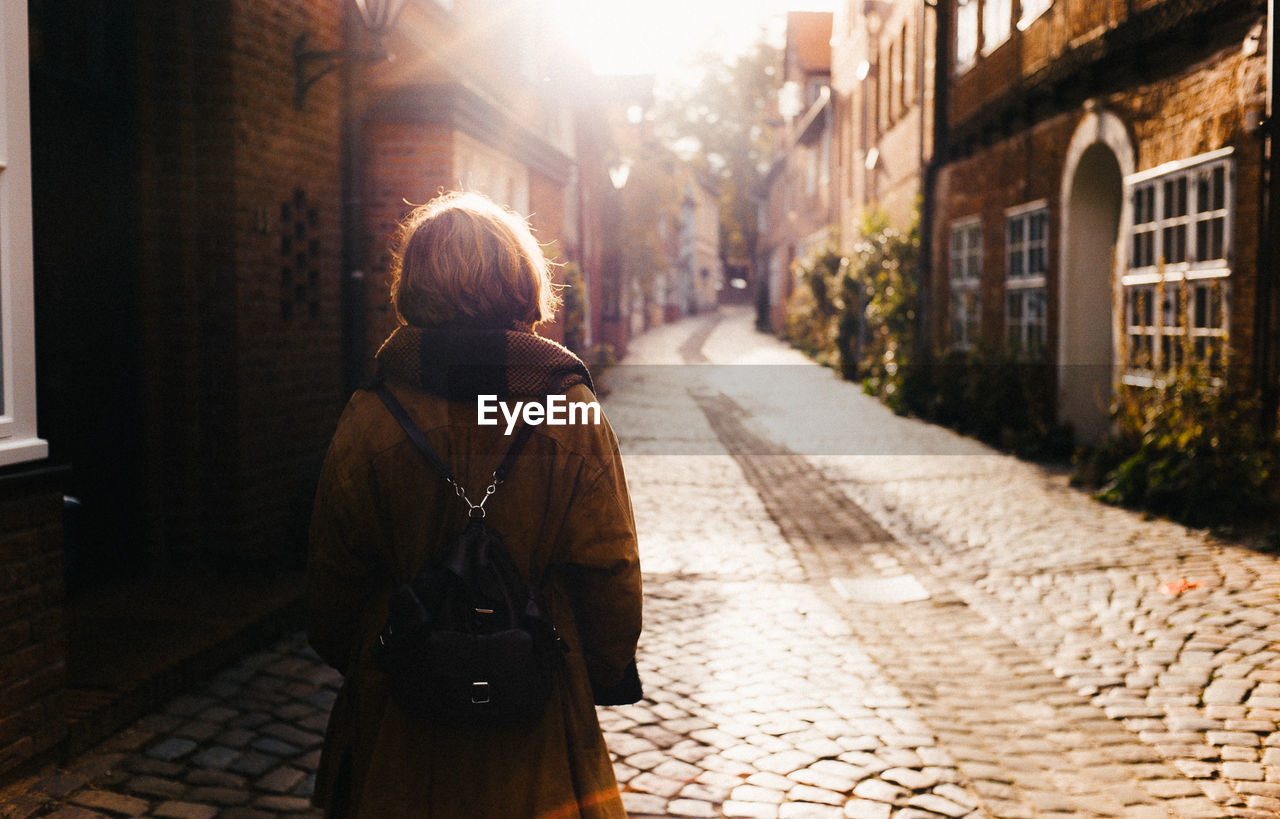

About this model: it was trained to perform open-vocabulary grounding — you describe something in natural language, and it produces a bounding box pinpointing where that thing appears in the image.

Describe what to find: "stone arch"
[1058,105,1135,445]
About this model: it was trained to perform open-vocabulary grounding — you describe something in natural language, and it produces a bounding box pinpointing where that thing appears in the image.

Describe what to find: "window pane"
[983,0,1012,52]
[1193,284,1209,329]
[1009,216,1024,246]
[1029,245,1045,275]
[956,0,978,69]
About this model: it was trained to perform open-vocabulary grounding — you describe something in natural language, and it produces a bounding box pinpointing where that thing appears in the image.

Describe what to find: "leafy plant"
[783,242,846,369]
[849,210,919,407]
[1096,372,1278,528]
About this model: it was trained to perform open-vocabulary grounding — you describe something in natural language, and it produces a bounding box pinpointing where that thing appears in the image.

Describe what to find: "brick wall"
[933,9,1266,385]
[529,169,568,343]
[0,468,66,778]
[133,0,346,563]
[226,0,346,563]
[358,120,456,364]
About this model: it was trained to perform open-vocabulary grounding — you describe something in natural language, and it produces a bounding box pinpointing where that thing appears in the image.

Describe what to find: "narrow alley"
[5,308,1280,818]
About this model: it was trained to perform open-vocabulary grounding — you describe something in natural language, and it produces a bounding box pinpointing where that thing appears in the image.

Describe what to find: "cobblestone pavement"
[4,306,1279,817]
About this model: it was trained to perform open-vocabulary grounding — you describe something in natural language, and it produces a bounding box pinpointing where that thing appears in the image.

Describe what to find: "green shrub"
[1096,372,1278,528]
[783,243,846,369]
[850,211,919,407]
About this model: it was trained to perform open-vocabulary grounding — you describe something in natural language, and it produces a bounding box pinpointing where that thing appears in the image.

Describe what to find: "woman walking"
[307,191,642,817]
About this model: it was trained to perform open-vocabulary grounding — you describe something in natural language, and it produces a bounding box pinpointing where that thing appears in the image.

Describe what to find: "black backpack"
[368,382,565,725]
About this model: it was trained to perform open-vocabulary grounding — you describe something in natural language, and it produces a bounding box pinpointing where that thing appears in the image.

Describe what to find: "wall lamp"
[294,0,410,109]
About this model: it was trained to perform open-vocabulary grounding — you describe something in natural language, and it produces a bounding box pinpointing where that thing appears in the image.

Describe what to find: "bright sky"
[547,0,836,78]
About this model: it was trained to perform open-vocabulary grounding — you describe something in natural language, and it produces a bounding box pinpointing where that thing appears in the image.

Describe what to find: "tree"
[654,34,782,270]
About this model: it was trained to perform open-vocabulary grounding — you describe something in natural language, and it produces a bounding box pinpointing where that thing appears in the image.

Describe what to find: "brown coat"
[307,380,641,818]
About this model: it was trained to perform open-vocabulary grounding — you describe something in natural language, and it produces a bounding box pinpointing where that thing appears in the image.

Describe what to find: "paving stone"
[1222,761,1266,781]
[906,793,971,818]
[185,769,246,788]
[729,784,786,804]
[32,773,89,798]
[122,775,186,799]
[778,802,844,818]
[721,801,780,819]
[151,802,219,819]
[841,801,891,819]
[666,798,719,817]
[881,767,937,791]
[145,738,198,762]
[189,745,240,770]
[185,786,252,806]
[786,783,845,806]
[43,808,111,819]
[252,794,314,812]
[69,790,149,816]
[851,779,908,805]
[255,765,307,794]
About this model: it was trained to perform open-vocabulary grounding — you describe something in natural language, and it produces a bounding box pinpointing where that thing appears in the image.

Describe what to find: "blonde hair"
[389,191,560,329]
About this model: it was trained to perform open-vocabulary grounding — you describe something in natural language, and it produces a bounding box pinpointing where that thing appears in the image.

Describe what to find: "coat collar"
[375,325,594,401]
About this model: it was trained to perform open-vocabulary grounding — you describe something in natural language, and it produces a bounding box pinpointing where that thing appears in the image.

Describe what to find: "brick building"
[0,0,611,780]
[675,168,724,319]
[830,0,936,239]
[758,11,836,333]
[931,0,1272,443]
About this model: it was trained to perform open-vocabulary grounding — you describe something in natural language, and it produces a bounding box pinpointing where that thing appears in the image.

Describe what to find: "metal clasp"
[451,476,500,519]
[471,681,491,704]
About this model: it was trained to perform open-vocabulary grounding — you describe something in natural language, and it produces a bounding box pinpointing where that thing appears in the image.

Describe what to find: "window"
[1005,202,1048,357]
[0,0,47,467]
[1123,150,1233,381]
[983,0,1012,54]
[956,0,979,73]
[1018,0,1052,30]
[950,218,983,351]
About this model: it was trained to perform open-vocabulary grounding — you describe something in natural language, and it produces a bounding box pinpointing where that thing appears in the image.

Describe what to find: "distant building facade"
[830,0,936,239]
[758,11,836,333]
[932,0,1271,442]
[771,0,1276,444]
[676,170,724,318]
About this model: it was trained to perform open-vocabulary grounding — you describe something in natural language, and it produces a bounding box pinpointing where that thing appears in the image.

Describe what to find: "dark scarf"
[375,324,594,401]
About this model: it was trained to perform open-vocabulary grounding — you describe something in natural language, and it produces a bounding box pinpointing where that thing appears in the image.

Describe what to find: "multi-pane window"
[1,0,48,466]
[983,0,1012,54]
[1006,203,1048,357]
[950,218,983,351]
[1123,150,1232,380]
[956,0,979,73]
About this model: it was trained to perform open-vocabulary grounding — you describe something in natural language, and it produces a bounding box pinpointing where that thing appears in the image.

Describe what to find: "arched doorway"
[1059,109,1133,444]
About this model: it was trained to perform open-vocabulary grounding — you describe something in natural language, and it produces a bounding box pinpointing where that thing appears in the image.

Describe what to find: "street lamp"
[609,158,633,191]
[294,0,410,109]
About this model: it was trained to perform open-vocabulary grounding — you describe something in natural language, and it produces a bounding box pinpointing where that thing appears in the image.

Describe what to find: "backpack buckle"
[471,681,491,704]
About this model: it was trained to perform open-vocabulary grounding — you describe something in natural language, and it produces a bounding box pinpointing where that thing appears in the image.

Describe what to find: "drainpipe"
[1261,0,1278,432]
[919,0,946,358]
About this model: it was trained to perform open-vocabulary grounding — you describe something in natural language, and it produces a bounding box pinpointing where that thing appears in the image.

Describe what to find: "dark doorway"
[29,1,144,592]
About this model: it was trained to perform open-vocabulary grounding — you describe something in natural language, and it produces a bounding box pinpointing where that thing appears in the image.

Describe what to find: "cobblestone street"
[5,306,1280,818]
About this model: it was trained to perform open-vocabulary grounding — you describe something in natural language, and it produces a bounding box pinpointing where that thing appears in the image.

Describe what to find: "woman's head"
[389,191,560,329]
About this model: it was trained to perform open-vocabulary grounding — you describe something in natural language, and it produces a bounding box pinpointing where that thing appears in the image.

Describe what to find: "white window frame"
[0,0,46,467]
[982,0,1013,55]
[1018,0,1052,30]
[950,217,983,351]
[1005,201,1048,357]
[1121,149,1234,384]
[955,0,979,73]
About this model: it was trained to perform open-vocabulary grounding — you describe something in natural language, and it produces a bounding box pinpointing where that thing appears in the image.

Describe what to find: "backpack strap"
[374,382,536,515]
